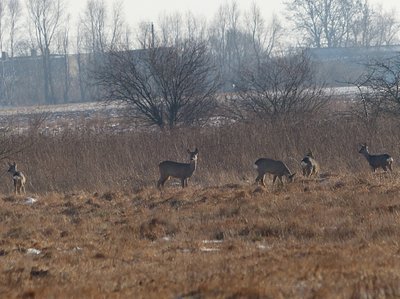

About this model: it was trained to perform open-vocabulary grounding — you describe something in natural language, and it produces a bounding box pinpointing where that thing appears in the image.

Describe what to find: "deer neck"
[360,150,370,160]
[190,159,197,174]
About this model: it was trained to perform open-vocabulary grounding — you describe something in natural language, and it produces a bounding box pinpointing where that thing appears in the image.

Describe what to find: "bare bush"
[93,41,220,129]
[353,55,400,117]
[226,50,327,123]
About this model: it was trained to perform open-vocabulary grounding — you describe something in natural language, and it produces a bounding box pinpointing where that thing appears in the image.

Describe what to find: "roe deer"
[301,151,320,177]
[7,162,26,195]
[254,158,296,186]
[358,143,393,172]
[157,148,199,189]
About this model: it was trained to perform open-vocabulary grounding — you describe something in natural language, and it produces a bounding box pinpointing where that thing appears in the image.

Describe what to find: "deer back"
[255,158,292,177]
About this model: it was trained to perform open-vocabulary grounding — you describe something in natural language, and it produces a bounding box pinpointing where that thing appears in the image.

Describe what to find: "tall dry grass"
[2,105,400,298]
[1,110,399,194]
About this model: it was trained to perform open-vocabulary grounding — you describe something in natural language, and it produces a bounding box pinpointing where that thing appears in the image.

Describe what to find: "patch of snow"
[26,248,41,255]
[24,197,38,205]
[199,247,220,252]
[202,240,223,244]
[257,244,271,250]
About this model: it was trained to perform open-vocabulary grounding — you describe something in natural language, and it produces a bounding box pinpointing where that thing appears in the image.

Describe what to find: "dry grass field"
[1,109,400,298]
[2,176,400,298]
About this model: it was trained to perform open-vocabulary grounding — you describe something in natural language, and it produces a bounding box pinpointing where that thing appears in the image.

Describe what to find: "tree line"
[0,0,399,130]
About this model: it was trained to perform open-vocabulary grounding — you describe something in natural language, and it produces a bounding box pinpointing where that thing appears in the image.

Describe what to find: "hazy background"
[67,0,399,25]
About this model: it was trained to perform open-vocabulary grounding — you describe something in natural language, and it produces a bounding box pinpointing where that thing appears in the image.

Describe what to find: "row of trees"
[286,0,400,48]
[0,0,399,130]
[0,0,397,58]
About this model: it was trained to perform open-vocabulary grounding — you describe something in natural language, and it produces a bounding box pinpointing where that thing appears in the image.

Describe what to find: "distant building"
[307,45,400,87]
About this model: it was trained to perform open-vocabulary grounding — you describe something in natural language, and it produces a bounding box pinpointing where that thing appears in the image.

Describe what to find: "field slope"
[1,174,400,298]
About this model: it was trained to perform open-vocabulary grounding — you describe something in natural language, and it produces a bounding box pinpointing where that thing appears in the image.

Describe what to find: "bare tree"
[285,0,400,48]
[0,0,5,53]
[109,0,126,49]
[136,21,154,49]
[55,19,71,103]
[285,0,324,47]
[81,0,107,54]
[227,50,327,122]
[372,6,400,46]
[209,1,252,90]
[158,12,183,46]
[157,11,207,47]
[244,3,282,66]
[75,22,88,101]
[351,56,400,120]
[26,0,64,104]
[93,41,220,129]
[184,11,207,43]
[354,0,374,47]
[7,0,21,58]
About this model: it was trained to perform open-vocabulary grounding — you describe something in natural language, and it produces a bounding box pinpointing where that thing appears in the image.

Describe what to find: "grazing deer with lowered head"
[254,158,296,186]
[157,148,199,189]
[7,162,26,195]
[301,151,320,177]
[358,143,393,172]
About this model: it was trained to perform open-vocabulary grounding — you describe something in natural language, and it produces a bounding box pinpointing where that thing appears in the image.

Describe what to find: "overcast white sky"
[68,0,400,27]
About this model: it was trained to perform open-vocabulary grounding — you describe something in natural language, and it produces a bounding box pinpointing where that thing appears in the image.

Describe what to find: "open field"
[0,103,399,298]
[2,174,400,298]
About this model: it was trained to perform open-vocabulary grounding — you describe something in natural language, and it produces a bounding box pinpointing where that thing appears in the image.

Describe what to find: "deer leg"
[157,179,162,189]
[157,176,168,189]
[181,178,185,188]
[278,176,284,185]
[255,174,263,186]
[272,175,277,185]
[383,166,388,172]
[388,164,393,171]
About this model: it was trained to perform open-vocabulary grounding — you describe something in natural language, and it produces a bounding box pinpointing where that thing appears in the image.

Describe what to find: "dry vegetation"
[1,110,400,298]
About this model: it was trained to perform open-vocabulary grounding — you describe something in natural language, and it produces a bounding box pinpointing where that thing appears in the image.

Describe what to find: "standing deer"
[157,148,199,189]
[7,162,26,195]
[358,143,393,172]
[254,158,296,186]
[301,151,320,177]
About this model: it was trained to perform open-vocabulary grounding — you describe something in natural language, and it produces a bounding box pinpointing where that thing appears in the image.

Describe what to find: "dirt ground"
[1,174,400,298]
